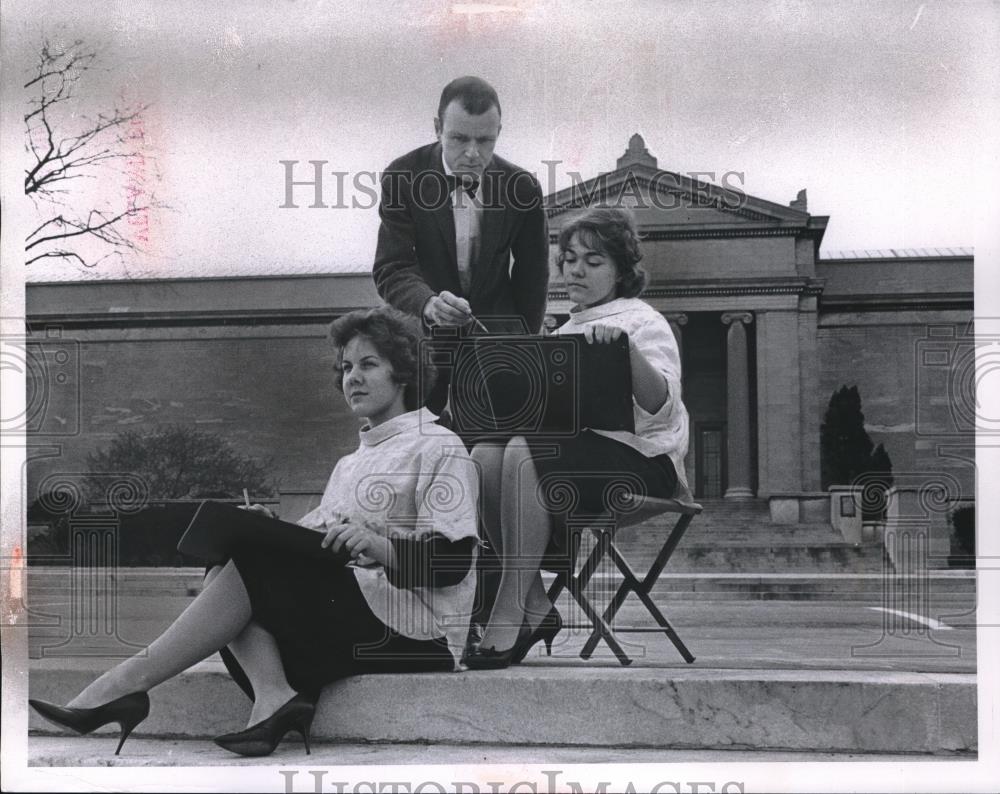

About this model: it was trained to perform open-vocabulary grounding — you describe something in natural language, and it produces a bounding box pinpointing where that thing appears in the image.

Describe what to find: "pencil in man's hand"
[243,488,251,508]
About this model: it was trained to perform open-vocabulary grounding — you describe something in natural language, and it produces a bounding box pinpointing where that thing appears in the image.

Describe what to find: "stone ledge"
[28,659,976,754]
[27,568,977,600]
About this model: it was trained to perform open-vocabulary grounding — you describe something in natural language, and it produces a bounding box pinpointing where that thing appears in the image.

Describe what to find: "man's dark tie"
[446,175,479,200]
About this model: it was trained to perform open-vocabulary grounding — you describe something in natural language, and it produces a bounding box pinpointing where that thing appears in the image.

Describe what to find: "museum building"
[24,135,975,519]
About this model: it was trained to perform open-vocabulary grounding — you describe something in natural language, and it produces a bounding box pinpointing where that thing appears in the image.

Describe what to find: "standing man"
[372,76,549,415]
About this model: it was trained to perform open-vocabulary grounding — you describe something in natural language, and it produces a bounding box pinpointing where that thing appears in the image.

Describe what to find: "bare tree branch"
[26,205,150,250]
[25,250,94,267]
[24,37,165,269]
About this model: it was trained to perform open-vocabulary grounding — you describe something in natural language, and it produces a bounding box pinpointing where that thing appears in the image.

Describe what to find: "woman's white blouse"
[555,297,692,500]
[297,407,479,667]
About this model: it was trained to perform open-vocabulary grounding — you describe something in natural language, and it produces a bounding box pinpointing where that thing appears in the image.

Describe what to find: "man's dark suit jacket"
[373,142,550,334]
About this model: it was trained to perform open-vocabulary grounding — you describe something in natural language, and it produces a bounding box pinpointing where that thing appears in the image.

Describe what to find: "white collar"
[565,297,634,324]
[358,407,436,447]
[441,152,482,199]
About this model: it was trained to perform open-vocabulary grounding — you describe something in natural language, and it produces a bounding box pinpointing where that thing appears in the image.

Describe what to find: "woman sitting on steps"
[30,306,480,757]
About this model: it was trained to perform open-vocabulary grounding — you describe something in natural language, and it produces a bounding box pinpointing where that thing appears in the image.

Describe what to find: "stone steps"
[27,658,976,754]
[624,543,886,572]
[596,498,888,572]
[582,531,887,573]
[26,567,975,602]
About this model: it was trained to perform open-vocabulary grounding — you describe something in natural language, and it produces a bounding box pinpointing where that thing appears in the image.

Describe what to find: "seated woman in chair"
[465,207,691,669]
[30,307,479,757]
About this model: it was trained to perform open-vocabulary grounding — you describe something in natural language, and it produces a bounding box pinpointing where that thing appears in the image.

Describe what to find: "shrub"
[821,386,894,520]
[948,506,975,568]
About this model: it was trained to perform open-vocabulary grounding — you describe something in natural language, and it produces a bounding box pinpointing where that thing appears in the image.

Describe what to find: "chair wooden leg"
[575,528,609,590]
[580,547,642,658]
[545,528,632,665]
[541,509,702,667]
[645,514,694,584]
[545,570,567,607]
[579,515,698,664]
[609,543,695,663]
[566,570,632,666]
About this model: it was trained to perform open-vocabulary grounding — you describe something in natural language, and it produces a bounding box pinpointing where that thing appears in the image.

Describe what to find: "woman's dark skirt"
[525,430,678,567]
[217,549,455,702]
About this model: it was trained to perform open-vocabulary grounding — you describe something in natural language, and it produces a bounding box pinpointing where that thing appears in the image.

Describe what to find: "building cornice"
[547,278,826,302]
[26,308,348,330]
[548,225,815,244]
[819,293,974,313]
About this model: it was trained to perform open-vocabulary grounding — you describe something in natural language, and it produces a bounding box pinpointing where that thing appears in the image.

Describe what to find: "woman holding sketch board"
[464,207,691,670]
[29,307,479,757]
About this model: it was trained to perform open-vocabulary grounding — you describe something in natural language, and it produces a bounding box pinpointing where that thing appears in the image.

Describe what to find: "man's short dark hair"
[329,306,437,411]
[437,76,501,121]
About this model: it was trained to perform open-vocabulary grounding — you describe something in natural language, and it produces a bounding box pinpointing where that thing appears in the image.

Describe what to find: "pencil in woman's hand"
[243,488,251,508]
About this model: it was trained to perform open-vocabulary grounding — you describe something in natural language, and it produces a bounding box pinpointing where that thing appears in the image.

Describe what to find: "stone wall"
[815,254,974,504]
[25,324,359,505]
[816,315,975,503]
[24,275,379,507]
[23,251,974,511]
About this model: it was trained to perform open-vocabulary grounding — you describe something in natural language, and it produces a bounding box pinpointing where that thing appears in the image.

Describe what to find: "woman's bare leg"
[479,437,554,652]
[471,442,506,554]
[67,560,252,708]
[203,565,297,726]
[226,623,298,726]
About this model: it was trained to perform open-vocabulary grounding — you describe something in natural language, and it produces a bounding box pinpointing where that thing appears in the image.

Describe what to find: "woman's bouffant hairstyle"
[556,207,648,299]
[328,307,437,411]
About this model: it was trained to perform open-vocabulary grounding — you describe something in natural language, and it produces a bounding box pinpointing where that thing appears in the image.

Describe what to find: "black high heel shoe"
[462,642,519,670]
[28,691,150,756]
[511,606,562,664]
[213,694,315,757]
[462,617,531,670]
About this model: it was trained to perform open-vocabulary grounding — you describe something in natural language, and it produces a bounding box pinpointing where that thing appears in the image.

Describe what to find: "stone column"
[754,310,803,496]
[664,312,688,360]
[722,311,754,499]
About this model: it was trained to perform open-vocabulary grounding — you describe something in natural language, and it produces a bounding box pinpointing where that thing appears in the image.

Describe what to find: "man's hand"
[238,503,278,519]
[582,324,623,345]
[320,519,395,567]
[423,291,473,327]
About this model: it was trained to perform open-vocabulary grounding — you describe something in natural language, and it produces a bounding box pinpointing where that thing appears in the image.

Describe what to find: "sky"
[4,0,1000,282]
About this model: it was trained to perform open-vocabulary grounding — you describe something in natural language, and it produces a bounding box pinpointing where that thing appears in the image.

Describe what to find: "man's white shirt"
[442,155,483,294]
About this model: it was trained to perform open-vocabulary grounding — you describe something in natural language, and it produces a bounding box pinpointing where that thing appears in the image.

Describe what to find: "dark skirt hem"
[211,550,455,702]
[524,431,678,564]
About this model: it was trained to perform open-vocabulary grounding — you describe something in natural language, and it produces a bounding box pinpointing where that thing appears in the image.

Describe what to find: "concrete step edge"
[27,662,976,753]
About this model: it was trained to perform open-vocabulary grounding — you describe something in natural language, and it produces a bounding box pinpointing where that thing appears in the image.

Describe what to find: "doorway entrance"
[695,422,727,498]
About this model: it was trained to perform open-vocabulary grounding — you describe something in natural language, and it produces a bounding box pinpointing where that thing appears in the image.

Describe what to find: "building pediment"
[545,135,827,244]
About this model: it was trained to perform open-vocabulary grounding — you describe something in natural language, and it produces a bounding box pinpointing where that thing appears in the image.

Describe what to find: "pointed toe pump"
[213,693,316,758]
[28,691,150,756]
[511,606,562,664]
[464,607,563,670]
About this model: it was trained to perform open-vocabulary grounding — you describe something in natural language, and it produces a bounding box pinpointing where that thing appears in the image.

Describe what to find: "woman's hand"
[582,324,622,345]
[583,323,669,414]
[238,503,278,519]
[320,519,396,567]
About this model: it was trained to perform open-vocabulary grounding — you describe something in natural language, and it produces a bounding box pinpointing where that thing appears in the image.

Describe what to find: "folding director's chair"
[544,495,703,666]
